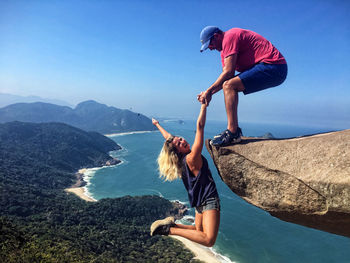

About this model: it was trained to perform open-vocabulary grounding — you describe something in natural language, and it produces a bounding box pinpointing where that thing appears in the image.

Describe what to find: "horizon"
[1,0,349,130]
[0,95,344,132]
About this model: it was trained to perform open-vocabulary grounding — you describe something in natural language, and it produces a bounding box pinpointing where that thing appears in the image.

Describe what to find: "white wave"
[182,215,195,221]
[109,144,130,163]
[141,188,164,197]
[82,186,97,201]
[81,167,103,185]
[170,199,189,206]
[209,247,236,263]
[105,130,155,137]
[109,144,127,155]
[78,159,124,201]
[108,149,122,157]
[175,215,196,226]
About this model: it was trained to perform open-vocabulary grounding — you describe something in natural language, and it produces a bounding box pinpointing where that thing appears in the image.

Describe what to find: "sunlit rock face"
[206,129,350,238]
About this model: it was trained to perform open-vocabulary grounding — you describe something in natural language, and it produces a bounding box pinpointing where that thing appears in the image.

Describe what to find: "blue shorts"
[195,197,220,214]
[238,63,288,95]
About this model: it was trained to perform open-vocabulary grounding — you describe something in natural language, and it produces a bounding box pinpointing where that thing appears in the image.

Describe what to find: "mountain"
[0,100,156,134]
[0,93,72,108]
[0,122,194,262]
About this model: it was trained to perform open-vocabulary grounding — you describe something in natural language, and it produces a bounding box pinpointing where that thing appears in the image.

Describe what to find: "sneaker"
[211,127,242,147]
[150,216,175,236]
[213,129,227,139]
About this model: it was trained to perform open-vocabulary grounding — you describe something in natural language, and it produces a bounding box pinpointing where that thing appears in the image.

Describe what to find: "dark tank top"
[181,154,219,207]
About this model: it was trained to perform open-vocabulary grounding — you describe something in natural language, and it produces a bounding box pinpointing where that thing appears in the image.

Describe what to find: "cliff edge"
[206,129,350,238]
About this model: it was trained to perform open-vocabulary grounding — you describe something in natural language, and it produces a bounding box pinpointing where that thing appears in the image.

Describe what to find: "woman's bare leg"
[169,210,220,247]
[195,211,203,231]
[174,224,196,230]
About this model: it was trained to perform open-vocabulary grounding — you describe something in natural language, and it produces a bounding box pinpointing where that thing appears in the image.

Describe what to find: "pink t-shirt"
[221,28,286,72]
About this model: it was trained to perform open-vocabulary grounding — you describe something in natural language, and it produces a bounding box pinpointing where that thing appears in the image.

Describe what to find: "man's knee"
[223,77,245,93]
[223,80,232,91]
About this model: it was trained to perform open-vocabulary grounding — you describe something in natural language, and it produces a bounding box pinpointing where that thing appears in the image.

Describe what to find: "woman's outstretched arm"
[152,118,171,140]
[186,103,207,175]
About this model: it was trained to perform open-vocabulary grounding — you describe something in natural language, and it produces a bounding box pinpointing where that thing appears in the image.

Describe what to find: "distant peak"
[74,100,110,110]
[75,100,101,107]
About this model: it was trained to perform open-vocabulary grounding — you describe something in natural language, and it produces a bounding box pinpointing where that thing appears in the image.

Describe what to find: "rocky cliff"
[206,129,350,238]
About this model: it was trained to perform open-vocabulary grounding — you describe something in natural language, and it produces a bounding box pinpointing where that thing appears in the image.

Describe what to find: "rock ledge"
[206,129,350,237]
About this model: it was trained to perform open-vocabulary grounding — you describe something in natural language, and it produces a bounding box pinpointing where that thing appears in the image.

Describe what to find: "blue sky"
[0,0,349,129]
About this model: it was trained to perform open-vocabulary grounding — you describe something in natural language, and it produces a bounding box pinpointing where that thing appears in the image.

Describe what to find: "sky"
[0,0,349,129]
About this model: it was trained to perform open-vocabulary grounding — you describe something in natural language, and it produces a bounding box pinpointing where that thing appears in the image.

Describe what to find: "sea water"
[86,120,350,263]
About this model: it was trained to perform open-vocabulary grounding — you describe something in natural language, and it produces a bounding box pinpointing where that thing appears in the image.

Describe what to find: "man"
[198,26,287,146]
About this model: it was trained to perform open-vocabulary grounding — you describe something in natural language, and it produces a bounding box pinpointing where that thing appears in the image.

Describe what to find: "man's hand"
[197,91,204,102]
[197,90,212,106]
[152,118,159,126]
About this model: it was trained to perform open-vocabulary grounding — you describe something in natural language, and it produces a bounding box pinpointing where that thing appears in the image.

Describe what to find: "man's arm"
[198,54,237,105]
[152,118,171,139]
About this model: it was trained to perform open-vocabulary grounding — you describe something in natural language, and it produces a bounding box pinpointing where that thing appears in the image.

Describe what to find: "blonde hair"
[157,136,184,181]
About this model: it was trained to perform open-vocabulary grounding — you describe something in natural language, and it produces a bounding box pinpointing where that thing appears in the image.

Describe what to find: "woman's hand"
[152,118,171,139]
[152,118,159,126]
[200,96,209,107]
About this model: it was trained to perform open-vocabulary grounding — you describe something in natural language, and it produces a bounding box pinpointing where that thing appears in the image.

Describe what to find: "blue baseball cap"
[200,26,220,52]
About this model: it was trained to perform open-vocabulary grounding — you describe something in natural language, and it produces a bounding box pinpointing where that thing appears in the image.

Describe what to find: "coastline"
[64,168,225,263]
[65,187,96,202]
[171,236,224,263]
[64,168,98,202]
[105,130,155,137]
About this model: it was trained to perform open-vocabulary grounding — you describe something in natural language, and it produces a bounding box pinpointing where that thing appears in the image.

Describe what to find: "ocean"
[84,120,350,263]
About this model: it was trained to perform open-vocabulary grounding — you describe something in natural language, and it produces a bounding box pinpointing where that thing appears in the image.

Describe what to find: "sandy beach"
[65,168,97,202]
[65,169,223,263]
[65,187,96,202]
[171,236,222,263]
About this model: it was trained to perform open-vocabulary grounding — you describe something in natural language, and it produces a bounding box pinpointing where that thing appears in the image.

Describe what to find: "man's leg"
[222,76,245,133]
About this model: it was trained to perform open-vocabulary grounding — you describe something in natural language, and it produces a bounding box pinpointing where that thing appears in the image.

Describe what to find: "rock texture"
[206,129,350,238]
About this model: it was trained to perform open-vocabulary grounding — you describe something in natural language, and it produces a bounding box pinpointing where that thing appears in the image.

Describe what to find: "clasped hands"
[197,90,212,106]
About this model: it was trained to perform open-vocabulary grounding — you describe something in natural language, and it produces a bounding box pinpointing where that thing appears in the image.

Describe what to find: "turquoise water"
[87,120,350,263]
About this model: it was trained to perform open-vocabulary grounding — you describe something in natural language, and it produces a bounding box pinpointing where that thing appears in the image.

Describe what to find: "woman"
[150,101,220,247]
